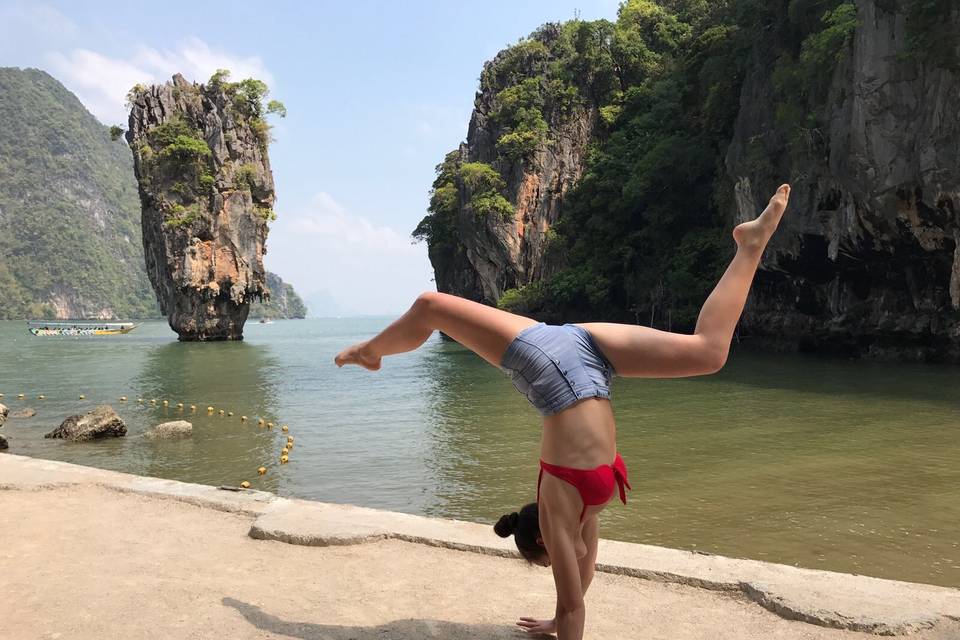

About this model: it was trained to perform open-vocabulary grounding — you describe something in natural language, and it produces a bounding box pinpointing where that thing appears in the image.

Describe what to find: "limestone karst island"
[1,2,959,639]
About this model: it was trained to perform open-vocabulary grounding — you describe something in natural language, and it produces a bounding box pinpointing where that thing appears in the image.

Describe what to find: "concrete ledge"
[0,453,275,516]
[2,453,958,636]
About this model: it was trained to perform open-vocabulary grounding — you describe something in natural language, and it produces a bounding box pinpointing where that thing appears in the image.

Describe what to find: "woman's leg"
[580,184,791,378]
[334,292,538,370]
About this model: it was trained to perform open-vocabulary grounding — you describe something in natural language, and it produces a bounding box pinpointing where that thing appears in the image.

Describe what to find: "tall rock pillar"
[126,73,279,340]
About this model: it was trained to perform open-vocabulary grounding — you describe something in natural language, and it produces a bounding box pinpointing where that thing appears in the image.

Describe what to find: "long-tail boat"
[27,321,139,337]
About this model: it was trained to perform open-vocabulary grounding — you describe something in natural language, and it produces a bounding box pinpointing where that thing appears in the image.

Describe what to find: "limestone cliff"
[726,1,960,359]
[126,73,278,340]
[420,3,960,360]
[419,24,596,306]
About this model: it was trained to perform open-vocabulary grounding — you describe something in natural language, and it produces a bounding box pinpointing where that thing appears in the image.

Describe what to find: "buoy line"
[0,389,296,491]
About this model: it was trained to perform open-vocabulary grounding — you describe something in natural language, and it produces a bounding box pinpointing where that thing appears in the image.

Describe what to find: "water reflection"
[130,340,283,490]
[418,339,542,522]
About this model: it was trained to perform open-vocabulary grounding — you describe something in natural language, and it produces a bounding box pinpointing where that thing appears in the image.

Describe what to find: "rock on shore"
[144,420,192,439]
[0,433,7,450]
[45,406,127,442]
[0,403,7,427]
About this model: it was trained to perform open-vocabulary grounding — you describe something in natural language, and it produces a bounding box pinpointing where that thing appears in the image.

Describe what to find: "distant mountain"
[0,67,157,320]
[249,271,307,319]
[303,289,347,318]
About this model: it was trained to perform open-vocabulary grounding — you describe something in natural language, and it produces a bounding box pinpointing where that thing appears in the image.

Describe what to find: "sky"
[0,0,622,315]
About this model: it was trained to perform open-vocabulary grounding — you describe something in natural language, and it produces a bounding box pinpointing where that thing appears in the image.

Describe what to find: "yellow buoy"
[281,425,289,433]
[219,409,224,416]
[38,394,45,400]
[257,467,267,476]
[137,398,143,403]
[241,415,247,421]
[240,481,251,489]
[266,422,274,428]
[227,411,234,417]
[206,406,214,412]
[258,418,265,426]
[162,400,169,406]
[79,394,85,400]
[149,398,155,404]
[280,455,289,464]
[286,443,294,451]
[177,403,184,409]
[120,396,127,402]
[190,405,197,411]
[281,447,289,456]
[286,436,294,444]
[17,393,25,399]
[0,393,3,398]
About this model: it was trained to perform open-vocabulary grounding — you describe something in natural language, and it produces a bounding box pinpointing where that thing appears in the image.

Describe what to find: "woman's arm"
[538,476,587,640]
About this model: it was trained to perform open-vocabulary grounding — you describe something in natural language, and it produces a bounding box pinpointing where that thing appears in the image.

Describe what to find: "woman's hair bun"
[493,512,519,538]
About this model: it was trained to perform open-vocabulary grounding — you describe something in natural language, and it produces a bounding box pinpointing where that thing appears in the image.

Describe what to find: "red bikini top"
[538,453,631,521]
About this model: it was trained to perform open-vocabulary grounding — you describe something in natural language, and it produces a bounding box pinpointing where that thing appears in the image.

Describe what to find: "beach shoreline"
[1,453,958,639]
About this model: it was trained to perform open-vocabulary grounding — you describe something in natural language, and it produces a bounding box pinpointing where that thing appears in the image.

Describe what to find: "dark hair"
[494,502,546,563]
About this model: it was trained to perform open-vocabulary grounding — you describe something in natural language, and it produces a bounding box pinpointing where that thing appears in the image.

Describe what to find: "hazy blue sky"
[0,0,621,314]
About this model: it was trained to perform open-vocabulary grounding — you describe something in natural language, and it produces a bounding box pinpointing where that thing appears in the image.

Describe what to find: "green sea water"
[0,318,957,588]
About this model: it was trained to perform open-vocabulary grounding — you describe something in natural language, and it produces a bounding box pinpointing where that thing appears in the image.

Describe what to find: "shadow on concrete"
[222,597,541,639]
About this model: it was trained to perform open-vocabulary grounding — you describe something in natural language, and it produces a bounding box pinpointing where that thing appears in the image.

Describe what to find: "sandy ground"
[1,486,958,640]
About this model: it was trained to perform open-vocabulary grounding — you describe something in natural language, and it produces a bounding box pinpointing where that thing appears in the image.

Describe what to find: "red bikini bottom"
[538,453,631,521]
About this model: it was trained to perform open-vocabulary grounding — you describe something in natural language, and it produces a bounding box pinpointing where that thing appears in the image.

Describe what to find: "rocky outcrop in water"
[45,405,127,441]
[144,420,192,440]
[418,25,596,305]
[726,1,960,359]
[126,73,279,340]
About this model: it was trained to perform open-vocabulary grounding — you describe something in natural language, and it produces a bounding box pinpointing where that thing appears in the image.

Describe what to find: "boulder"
[10,407,36,419]
[45,405,127,442]
[0,433,7,450]
[144,420,193,440]
[0,403,7,427]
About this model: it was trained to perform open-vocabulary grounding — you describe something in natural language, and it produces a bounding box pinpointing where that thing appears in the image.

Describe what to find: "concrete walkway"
[1,454,958,639]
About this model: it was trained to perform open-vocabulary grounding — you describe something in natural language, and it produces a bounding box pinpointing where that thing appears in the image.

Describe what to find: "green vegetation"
[206,69,286,150]
[0,67,158,319]
[413,154,515,253]
[903,0,959,68]
[460,163,514,220]
[255,205,276,222]
[234,163,260,191]
[163,203,200,228]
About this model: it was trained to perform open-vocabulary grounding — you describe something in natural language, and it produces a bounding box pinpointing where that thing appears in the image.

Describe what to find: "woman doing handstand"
[336,184,792,639]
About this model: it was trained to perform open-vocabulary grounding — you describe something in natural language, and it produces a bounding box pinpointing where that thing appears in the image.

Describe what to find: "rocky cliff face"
[427,25,596,306]
[726,1,960,359]
[126,74,275,340]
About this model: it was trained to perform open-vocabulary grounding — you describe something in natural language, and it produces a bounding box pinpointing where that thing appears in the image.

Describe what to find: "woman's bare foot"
[334,341,382,371]
[733,183,791,252]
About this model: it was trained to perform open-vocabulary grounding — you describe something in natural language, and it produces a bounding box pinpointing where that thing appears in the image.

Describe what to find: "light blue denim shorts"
[500,323,616,416]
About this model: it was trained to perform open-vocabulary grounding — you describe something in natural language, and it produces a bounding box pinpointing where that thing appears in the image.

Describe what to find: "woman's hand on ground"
[516,616,557,635]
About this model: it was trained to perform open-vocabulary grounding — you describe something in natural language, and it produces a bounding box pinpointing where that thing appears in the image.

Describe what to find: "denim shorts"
[500,323,616,416]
